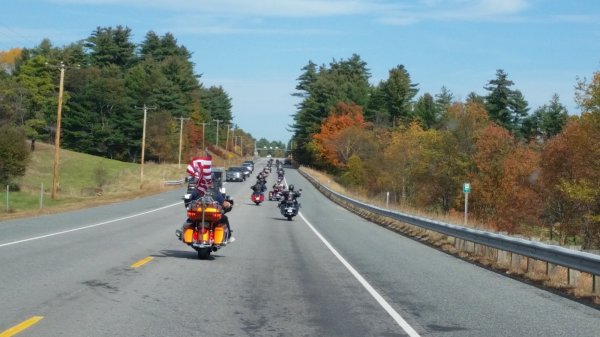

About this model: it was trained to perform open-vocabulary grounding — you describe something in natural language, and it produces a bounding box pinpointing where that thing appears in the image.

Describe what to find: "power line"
[0,23,40,49]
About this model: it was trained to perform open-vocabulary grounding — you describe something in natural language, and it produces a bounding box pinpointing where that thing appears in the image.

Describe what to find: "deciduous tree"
[0,125,29,185]
[311,102,367,170]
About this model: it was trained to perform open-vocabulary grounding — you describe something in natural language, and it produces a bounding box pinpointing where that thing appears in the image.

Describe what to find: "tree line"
[291,54,600,249]
[0,26,260,186]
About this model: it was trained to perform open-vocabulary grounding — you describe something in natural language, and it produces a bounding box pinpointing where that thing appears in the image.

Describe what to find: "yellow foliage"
[0,48,22,73]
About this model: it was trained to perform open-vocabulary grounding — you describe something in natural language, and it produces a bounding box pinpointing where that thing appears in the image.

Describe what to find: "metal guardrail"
[164,179,185,186]
[300,170,600,276]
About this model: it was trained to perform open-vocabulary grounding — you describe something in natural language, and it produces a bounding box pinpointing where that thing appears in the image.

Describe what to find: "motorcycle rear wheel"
[197,248,211,259]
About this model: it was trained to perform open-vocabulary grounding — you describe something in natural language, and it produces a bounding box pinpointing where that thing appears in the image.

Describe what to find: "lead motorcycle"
[279,189,301,220]
[178,194,230,259]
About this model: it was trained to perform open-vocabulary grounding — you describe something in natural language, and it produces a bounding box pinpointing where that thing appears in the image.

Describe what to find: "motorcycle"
[279,191,301,220]
[269,184,285,201]
[251,192,265,205]
[177,196,229,259]
[268,189,283,201]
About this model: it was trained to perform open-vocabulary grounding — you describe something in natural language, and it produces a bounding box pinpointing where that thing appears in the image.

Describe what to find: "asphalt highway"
[1,158,599,336]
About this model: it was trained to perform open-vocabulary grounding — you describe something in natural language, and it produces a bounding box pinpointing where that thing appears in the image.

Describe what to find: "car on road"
[212,167,225,190]
[240,164,252,179]
[242,160,254,171]
[226,166,246,182]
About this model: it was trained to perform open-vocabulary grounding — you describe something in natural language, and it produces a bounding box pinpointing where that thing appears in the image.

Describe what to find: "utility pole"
[175,117,190,169]
[213,119,222,148]
[225,124,230,152]
[135,105,157,184]
[231,126,236,154]
[48,61,78,199]
[199,122,208,151]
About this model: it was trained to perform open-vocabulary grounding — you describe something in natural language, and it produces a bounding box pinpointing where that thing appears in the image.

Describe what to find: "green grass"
[2,142,184,219]
[19,144,137,196]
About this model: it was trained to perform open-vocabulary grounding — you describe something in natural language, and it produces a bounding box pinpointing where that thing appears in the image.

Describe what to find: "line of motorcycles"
[251,159,301,221]
[177,158,301,259]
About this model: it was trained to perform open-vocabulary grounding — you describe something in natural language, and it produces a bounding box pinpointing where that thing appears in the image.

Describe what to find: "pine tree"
[413,93,438,129]
[381,65,419,127]
[85,26,136,68]
[484,69,530,137]
[484,69,514,129]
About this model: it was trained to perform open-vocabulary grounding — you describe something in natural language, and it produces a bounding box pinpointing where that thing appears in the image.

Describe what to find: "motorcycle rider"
[272,181,286,192]
[251,180,267,194]
[279,184,301,207]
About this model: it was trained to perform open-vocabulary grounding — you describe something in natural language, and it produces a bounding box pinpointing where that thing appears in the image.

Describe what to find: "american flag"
[186,156,212,195]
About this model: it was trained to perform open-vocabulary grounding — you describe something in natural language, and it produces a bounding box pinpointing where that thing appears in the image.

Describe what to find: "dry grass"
[1,142,253,221]
[0,143,255,221]
[1,143,189,220]
[301,166,490,229]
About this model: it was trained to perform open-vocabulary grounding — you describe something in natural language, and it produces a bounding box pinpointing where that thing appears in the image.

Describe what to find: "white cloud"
[164,14,342,36]
[380,0,531,25]
[49,0,401,17]
[47,0,534,28]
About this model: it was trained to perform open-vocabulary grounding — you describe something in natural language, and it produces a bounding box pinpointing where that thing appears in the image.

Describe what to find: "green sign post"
[463,183,471,193]
[463,183,470,225]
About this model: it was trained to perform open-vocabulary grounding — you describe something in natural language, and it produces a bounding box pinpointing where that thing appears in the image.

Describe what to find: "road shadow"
[156,249,228,261]
[154,249,198,260]
[270,217,295,222]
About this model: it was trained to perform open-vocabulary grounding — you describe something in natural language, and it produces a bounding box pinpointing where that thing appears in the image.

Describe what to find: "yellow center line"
[0,316,43,337]
[131,256,154,269]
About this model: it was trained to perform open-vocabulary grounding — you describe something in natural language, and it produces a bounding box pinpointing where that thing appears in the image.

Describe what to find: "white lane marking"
[0,202,180,248]
[299,212,421,337]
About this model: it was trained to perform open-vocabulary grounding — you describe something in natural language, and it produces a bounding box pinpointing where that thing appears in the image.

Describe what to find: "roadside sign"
[463,183,470,193]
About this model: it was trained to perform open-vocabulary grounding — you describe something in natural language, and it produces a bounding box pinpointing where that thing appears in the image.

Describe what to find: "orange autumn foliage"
[312,102,367,168]
[540,116,600,247]
[0,48,22,73]
[496,146,542,232]
[469,123,542,233]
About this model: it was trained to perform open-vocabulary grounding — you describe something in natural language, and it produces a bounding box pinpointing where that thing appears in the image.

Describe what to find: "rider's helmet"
[289,184,294,191]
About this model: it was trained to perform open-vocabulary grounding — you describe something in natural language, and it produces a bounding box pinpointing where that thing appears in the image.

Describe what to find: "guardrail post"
[511,253,521,271]
[594,275,599,294]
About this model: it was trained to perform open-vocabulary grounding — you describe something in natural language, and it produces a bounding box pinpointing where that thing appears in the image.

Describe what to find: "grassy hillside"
[1,142,184,219]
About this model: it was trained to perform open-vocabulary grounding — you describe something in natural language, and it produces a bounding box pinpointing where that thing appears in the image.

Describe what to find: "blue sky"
[1,0,600,144]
